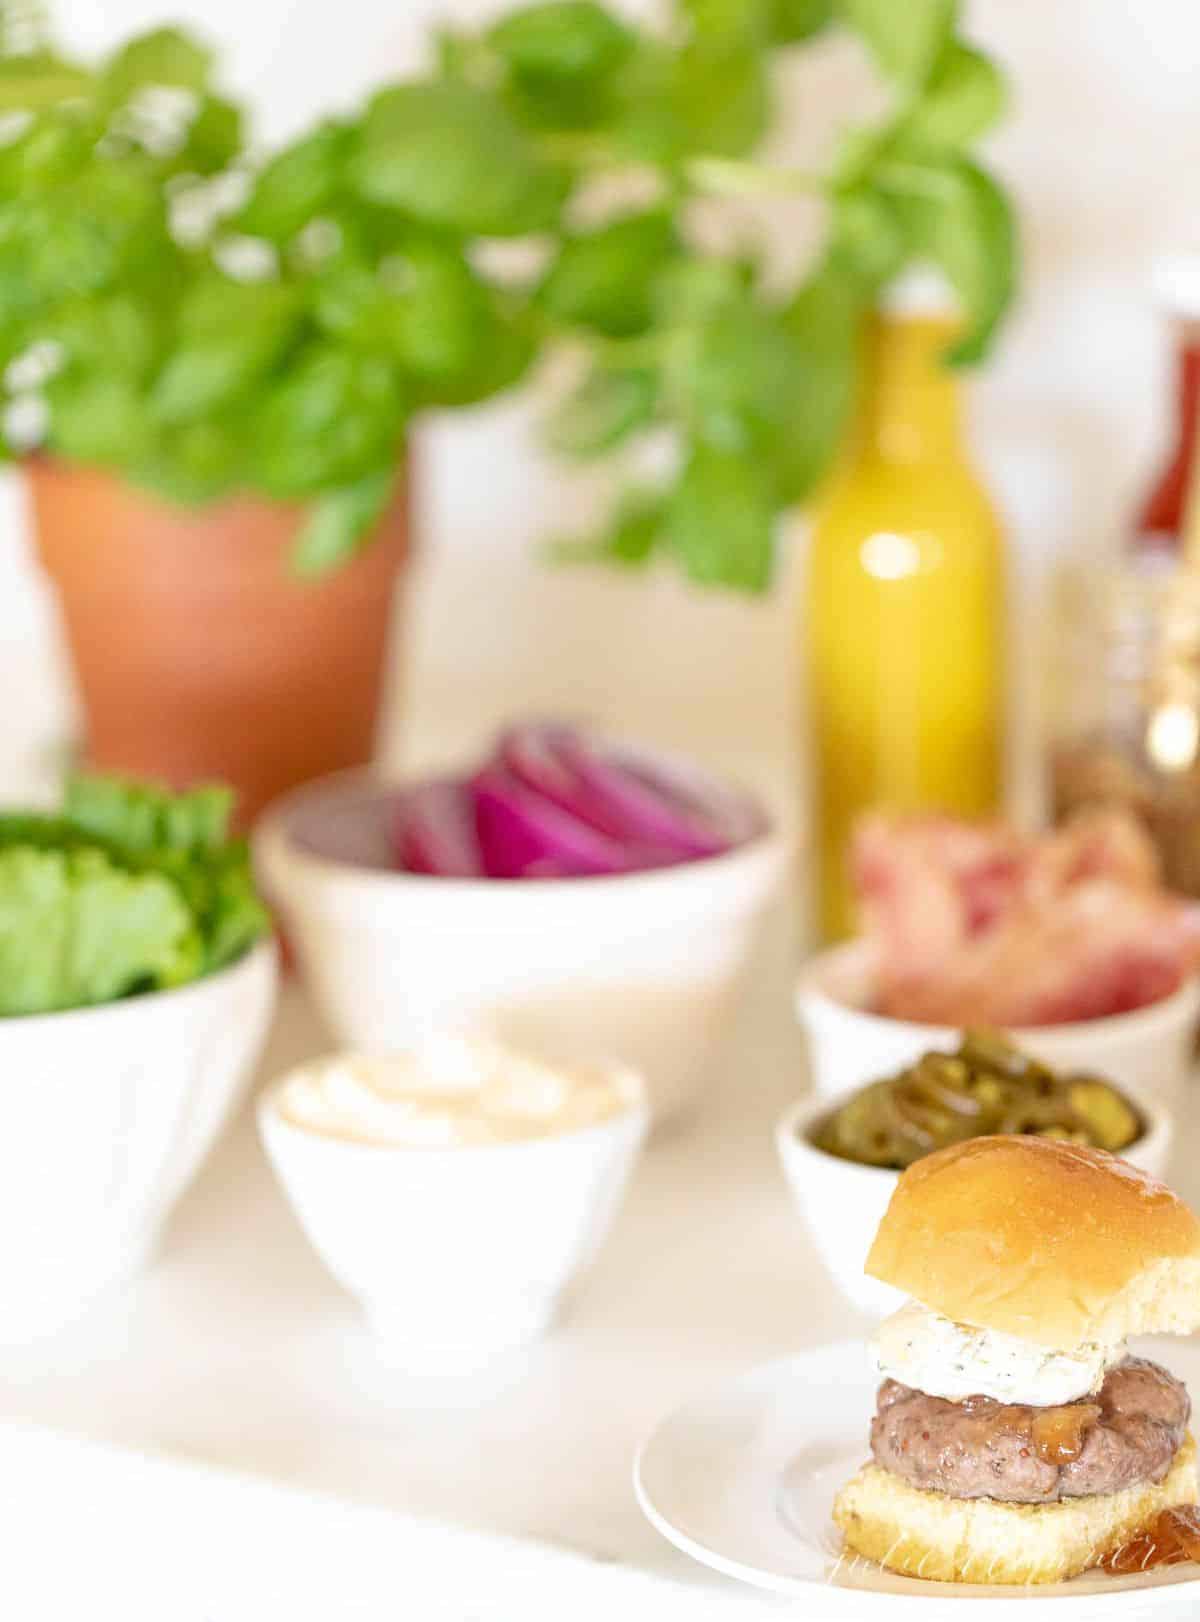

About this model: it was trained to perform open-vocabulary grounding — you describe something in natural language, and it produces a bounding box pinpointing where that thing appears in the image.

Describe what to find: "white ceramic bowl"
[258,1061,648,1367]
[0,939,277,1333]
[254,770,783,1126]
[796,939,1200,1115]
[776,1087,1174,1317]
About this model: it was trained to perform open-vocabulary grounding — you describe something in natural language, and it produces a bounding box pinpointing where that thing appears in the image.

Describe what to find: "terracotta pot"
[28,460,408,826]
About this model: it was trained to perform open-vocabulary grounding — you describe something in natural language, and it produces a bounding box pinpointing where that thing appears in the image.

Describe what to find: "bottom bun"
[833,1435,1197,1586]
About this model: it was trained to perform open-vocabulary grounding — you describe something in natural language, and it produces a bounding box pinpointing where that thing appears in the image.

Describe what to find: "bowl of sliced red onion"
[797,809,1200,1114]
[254,723,783,1125]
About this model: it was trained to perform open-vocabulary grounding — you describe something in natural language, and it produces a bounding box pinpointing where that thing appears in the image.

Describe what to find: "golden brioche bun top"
[865,1136,1200,1348]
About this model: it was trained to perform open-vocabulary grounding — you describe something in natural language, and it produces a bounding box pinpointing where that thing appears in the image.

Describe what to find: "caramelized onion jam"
[1030,1403,1102,1467]
[1102,1506,1200,1574]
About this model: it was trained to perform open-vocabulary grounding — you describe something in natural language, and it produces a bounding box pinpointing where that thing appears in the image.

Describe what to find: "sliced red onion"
[389,725,763,879]
[471,765,650,878]
[498,722,761,857]
[569,750,731,855]
[497,724,633,841]
[392,780,483,876]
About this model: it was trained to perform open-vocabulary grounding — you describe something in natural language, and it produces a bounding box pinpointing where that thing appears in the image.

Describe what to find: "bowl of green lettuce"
[0,773,269,1015]
[0,774,275,1330]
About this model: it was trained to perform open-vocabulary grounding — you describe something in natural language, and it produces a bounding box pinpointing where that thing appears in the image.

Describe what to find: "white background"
[3,1,1199,773]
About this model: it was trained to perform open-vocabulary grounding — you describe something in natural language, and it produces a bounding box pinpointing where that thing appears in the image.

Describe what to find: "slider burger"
[834,1136,1200,1584]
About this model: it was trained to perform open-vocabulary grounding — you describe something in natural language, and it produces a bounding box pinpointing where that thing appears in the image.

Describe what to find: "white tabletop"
[9,921,1196,1620]
[0,623,1194,1616]
[0,896,846,1591]
[0,611,839,1614]
[0,1411,835,1619]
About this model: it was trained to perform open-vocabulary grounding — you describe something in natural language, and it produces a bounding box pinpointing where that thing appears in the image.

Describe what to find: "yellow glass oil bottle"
[804,286,1006,940]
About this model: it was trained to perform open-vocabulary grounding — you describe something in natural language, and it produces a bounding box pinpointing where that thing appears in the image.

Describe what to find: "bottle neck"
[1173,334,1200,462]
[852,312,965,462]
[1134,324,1200,549]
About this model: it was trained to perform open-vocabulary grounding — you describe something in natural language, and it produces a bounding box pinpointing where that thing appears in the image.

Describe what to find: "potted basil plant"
[0,1,1014,820]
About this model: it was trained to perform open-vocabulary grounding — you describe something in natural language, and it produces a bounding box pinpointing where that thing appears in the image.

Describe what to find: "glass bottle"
[803,275,1007,941]
[1049,564,1200,895]
[1132,259,1200,558]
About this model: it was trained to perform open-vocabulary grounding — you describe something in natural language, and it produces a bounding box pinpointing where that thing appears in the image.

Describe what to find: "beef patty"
[871,1355,1189,1503]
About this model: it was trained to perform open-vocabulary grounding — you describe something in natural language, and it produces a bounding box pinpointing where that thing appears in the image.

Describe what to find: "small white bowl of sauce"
[258,1037,648,1368]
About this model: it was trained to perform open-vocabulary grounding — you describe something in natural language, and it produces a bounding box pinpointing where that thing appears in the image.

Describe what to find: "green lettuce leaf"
[0,775,274,1005]
[0,846,201,1016]
[63,774,233,855]
[61,774,269,975]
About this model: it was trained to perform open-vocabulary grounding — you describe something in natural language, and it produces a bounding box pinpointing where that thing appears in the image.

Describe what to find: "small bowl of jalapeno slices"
[777,1033,1171,1317]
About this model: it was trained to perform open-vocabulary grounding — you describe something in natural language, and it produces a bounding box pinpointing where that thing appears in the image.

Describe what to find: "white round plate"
[635,1337,1200,1617]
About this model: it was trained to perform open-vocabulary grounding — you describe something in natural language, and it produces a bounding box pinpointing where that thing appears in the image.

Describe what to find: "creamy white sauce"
[874,1300,1125,1406]
[273,1038,636,1148]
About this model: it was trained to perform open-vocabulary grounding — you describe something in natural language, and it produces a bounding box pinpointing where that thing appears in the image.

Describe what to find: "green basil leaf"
[605,40,679,163]
[0,55,91,111]
[605,495,664,564]
[667,443,774,592]
[612,34,769,161]
[434,27,483,81]
[6,117,91,185]
[100,26,213,106]
[351,81,566,236]
[836,0,957,91]
[539,210,677,337]
[309,261,380,341]
[901,41,1007,148]
[880,152,1016,364]
[425,300,538,406]
[673,44,769,158]
[251,346,404,499]
[683,298,804,453]
[311,242,491,381]
[769,0,834,44]
[0,256,42,341]
[549,489,664,568]
[774,265,863,503]
[292,469,395,577]
[546,366,657,456]
[652,256,752,325]
[10,164,164,303]
[828,184,906,289]
[177,93,243,175]
[830,121,895,191]
[682,0,771,50]
[377,239,490,379]
[176,274,299,338]
[152,280,301,423]
[136,420,242,505]
[486,3,632,131]
[48,294,160,380]
[306,199,411,266]
[0,199,92,303]
[151,334,272,424]
[46,374,156,466]
[488,1,633,82]
[237,123,349,241]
